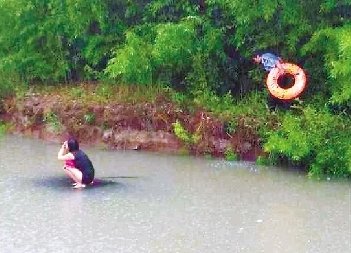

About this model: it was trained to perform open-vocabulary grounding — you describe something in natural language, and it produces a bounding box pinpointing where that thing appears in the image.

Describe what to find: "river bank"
[0,84,264,161]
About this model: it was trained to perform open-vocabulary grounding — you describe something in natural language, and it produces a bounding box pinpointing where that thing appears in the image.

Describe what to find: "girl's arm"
[57,142,75,161]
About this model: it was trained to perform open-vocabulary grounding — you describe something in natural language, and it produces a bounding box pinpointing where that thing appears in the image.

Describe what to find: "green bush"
[0,121,10,136]
[84,112,95,125]
[255,155,272,166]
[264,106,351,179]
[44,111,62,133]
[224,147,238,161]
[105,31,153,85]
[172,120,200,147]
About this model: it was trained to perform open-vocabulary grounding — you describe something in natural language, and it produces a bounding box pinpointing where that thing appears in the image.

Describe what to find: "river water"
[0,135,350,253]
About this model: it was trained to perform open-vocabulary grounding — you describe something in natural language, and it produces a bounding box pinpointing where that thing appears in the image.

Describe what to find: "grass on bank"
[32,82,169,105]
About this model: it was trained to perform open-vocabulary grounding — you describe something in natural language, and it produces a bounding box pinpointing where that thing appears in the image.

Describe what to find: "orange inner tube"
[266,63,307,100]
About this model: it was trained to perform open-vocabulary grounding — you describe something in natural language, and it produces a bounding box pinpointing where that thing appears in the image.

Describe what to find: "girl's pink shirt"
[64,159,75,168]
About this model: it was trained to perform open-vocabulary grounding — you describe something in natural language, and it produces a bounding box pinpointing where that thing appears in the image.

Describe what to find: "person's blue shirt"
[261,53,281,72]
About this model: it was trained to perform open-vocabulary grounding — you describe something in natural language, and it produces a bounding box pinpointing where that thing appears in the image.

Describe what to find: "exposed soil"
[0,89,264,161]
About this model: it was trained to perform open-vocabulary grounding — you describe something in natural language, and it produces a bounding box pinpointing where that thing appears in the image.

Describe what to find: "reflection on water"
[0,135,350,253]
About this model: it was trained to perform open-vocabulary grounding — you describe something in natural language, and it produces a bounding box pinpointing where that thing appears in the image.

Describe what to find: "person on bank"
[253,52,297,110]
[253,52,284,72]
[58,138,95,188]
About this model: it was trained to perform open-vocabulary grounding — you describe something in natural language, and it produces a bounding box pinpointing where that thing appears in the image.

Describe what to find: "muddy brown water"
[0,135,350,253]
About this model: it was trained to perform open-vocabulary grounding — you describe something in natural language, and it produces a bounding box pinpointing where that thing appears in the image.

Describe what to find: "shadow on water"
[31,176,139,192]
[103,176,140,179]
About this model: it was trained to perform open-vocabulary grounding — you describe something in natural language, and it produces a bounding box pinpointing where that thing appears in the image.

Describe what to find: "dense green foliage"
[0,0,350,178]
[264,107,351,178]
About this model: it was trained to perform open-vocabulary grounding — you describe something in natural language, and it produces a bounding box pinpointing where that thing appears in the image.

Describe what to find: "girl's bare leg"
[63,167,77,184]
[63,167,84,187]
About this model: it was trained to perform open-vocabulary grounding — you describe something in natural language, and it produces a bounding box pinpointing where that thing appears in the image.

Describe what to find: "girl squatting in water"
[58,138,95,188]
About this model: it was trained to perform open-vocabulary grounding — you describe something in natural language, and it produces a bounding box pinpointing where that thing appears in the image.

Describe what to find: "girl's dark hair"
[67,138,79,152]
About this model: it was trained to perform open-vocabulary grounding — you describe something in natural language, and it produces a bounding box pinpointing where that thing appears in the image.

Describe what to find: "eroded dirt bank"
[0,91,263,160]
